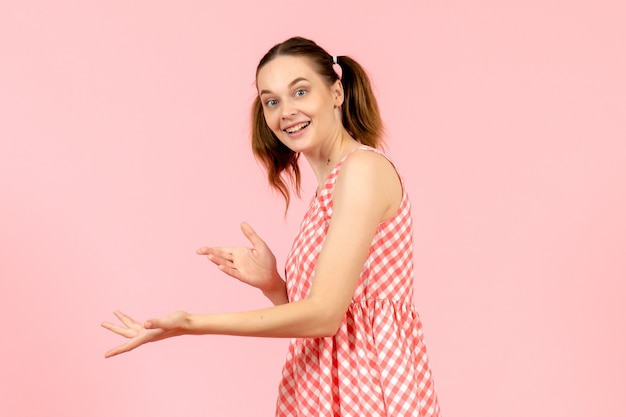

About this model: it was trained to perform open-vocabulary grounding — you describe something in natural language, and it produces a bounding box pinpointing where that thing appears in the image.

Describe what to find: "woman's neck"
[303,129,359,195]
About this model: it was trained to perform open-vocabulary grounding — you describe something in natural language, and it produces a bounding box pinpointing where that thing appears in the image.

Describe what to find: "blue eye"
[266,99,278,107]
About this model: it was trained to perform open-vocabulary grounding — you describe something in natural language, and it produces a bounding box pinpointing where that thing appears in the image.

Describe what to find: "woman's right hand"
[101,310,189,358]
[197,222,285,296]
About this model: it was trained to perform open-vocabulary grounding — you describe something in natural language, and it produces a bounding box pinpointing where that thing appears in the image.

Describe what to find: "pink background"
[1,1,624,416]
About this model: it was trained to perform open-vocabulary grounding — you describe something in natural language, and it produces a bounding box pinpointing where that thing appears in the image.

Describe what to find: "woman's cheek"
[264,109,280,133]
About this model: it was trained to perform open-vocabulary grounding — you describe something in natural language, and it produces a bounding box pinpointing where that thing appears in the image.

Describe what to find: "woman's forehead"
[256,56,319,90]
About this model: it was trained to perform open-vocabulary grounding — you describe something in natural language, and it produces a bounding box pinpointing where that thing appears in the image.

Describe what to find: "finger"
[208,255,237,271]
[240,222,266,249]
[198,247,235,262]
[104,338,141,358]
[145,313,183,330]
[144,318,164,330]
[199,248,236,269]
[101,321,136,338]
[216,264,243,281]
[113,310,139,328]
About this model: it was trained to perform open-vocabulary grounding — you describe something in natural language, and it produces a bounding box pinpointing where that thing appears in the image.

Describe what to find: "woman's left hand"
[101,310,189,358]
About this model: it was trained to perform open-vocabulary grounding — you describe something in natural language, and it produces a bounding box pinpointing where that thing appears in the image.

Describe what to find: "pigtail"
[335,55,384,148]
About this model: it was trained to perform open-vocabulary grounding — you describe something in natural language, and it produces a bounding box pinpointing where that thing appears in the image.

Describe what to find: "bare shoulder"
[334,149,402,220]
[341,149,397,177]
[338,148,400,188]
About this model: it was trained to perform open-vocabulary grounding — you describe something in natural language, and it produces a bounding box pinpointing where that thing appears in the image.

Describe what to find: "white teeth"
[285,122,310,133]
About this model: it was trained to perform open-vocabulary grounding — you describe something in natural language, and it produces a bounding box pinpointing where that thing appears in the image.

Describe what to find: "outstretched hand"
[197,222,282,292]
[101,310,189,358]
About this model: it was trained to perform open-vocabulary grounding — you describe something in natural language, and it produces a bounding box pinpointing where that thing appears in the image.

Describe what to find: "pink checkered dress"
[275,146,441,417]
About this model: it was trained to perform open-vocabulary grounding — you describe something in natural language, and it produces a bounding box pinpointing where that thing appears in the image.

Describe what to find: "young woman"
[102,37,441,417]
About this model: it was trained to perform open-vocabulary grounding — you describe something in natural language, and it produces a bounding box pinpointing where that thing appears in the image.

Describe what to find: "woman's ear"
[332,80,345,108]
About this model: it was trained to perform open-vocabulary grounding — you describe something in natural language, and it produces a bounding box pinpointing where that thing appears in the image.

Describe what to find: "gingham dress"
[275,146,441,417]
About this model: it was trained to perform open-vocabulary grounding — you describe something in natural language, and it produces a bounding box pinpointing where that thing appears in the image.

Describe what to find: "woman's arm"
[102,151,402,357]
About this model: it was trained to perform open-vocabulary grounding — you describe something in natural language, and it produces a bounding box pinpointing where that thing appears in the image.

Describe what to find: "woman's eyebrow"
[260,77,309,96]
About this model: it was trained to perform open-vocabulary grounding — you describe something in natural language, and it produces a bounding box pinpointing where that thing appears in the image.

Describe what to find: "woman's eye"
[266,99,278,107]
[295,89,307,97]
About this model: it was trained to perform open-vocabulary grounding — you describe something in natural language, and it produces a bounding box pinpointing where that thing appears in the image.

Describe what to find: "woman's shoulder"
[340,145,399,181]
[333,146,403,213]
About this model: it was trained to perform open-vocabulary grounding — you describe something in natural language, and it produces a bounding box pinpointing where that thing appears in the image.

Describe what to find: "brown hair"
[251,36,384,211]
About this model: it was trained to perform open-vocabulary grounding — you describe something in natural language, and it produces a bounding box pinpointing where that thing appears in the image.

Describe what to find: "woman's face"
[256,55,344,156]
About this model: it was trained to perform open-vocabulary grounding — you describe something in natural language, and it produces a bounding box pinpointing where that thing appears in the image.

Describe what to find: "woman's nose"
[281,101,296,118]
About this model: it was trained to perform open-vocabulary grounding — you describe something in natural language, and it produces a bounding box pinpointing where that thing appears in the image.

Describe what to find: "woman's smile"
[283,121,311,136]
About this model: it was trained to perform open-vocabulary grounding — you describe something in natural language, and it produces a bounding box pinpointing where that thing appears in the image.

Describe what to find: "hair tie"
[332,55,338,65]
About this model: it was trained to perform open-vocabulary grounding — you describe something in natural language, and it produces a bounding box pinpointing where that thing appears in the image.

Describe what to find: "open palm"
[101,310,188,358]
[197,222,282,292]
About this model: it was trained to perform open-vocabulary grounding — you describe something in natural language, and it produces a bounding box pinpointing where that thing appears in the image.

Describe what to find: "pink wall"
[1,1,624,416]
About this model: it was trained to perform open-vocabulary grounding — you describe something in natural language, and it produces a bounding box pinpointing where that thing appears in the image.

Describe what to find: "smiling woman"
[251,38,384,210]
[102,36,441,417]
